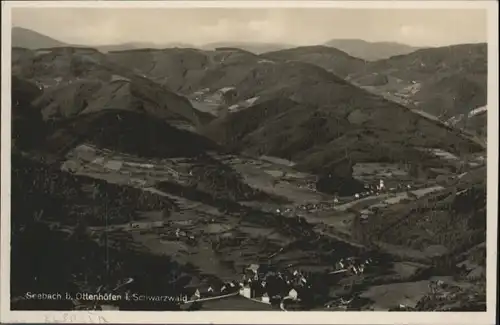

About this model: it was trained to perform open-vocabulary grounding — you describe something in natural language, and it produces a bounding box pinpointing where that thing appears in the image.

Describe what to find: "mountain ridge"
[324,38,421,61]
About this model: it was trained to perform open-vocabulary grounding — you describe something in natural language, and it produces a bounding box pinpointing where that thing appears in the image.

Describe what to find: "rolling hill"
[11,27,192,53]
[13,41,485,178]
[94,42,169,53]
[262,42,487,136]
[348,43,487,121]
[104,44,485,176]
[199,61,484,175]
[42,109,219,158]
[261,45,367,78]
[324,39,420,61]
[95,42,198,53]
[12,26,67,49]
[106,48,217,93]
[11,47,211,128]
[201,42,291,54]
[201,97,302,148]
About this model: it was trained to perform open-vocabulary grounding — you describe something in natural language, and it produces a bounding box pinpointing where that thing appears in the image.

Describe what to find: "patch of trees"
[12,154,175,227]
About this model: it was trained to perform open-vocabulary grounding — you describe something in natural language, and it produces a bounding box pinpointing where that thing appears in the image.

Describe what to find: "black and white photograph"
[1,1,498,324]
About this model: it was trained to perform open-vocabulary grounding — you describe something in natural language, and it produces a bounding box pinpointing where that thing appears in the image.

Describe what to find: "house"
[197,283,217,297]
[222,280,239,294]
[288,288,298,300]
[261,293,270,304]
[221,280,237,293]
[216,87,238,105]
[185,280,219,301]
[190,289,201,301]
[246,264,260,276]
[340,297,353,305]
[239,284,252,298]
[348,264,360,275]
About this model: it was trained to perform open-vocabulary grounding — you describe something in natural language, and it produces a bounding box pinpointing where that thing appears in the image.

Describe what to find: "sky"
[11,7,488,47]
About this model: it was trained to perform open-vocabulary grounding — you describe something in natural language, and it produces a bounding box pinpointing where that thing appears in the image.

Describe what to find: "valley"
[9,28,488,312]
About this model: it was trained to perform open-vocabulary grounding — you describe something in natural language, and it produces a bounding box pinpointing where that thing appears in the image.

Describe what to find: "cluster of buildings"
[331,257,372,276]
[128,220,197,245]
[297,181,317,191]
[162,227,197,245]
[185,264,313,307]
[237,264,310,304]
[275,201,343,216]
[413,280,473,311]
[351,180,415,200]
[186,258,375,308]
[284,180,416,216]
[189,281,237,301]
[294,202,337,213]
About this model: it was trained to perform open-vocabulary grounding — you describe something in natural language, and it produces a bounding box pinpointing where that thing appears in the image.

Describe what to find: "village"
[50,140,485,312]
[149,255,375,312]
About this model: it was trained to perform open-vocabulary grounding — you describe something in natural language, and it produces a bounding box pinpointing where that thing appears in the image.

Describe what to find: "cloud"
[11,8,488,47]
[399,25,427,38]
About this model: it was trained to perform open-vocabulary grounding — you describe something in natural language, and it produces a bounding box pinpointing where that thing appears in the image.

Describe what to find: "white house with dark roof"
[239,283,252,298]
[288,288,298,300]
